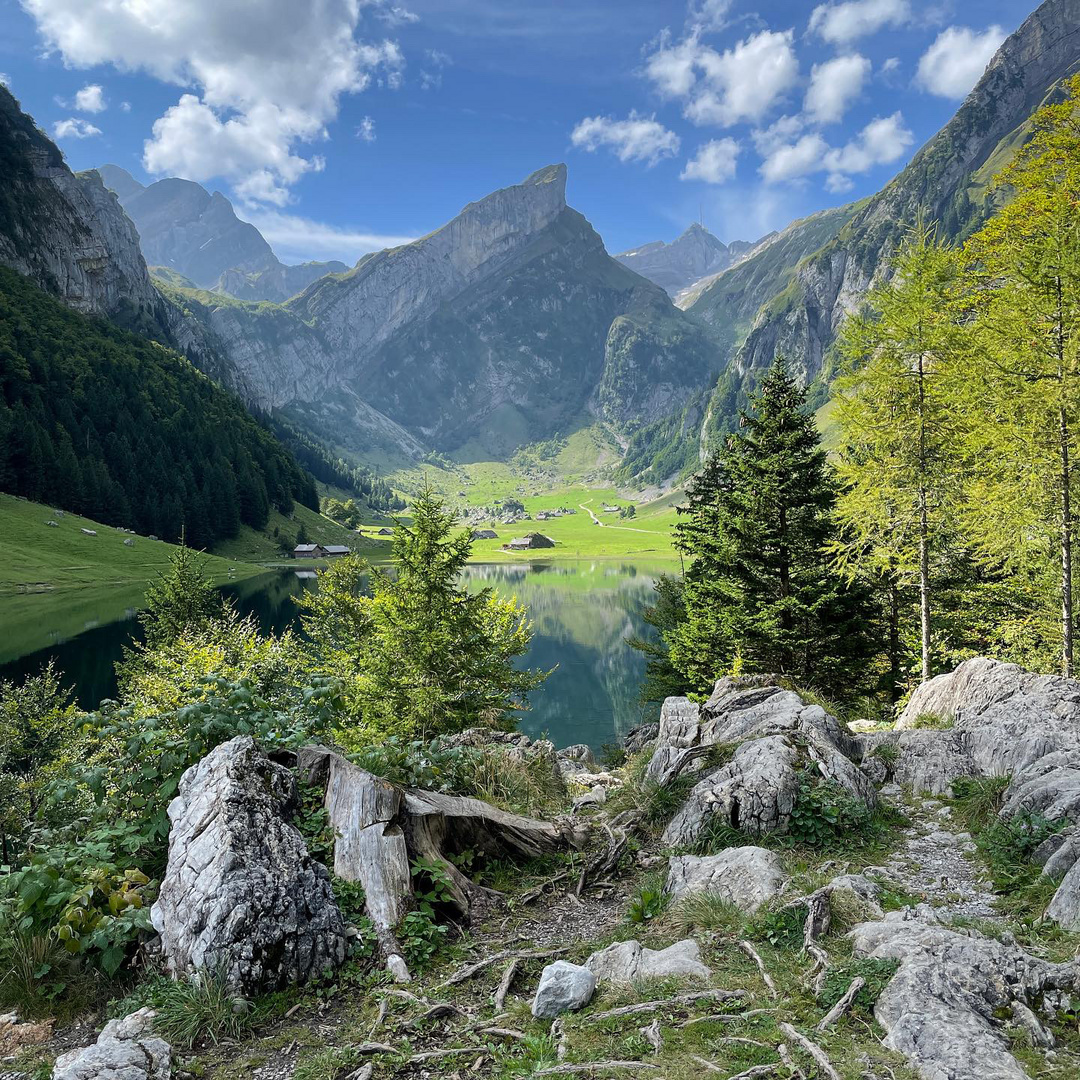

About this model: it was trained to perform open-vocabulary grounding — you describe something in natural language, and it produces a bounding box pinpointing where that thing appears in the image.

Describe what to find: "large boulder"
[151,736,347,994]
[850,908,1080,1080]
[666,847,788,913]
[531,961,596,1018]
[894,658,1080,789]
[585,939,710,983]
[53,1009,169,1080]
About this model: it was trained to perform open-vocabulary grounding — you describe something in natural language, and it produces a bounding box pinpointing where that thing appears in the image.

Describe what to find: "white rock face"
[851,907,1080,1080]
[0,89,158,322]
[52,1008,170,1080]
[531,961,597,1018]
[585,939,710,983]
[665,848,788,913]
[151,736,347,993]
[614,223,758,296]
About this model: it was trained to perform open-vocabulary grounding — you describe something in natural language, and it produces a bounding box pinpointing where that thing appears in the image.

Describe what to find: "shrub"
[977,810,1066,891]
[745,901,805,948]
[786,767,876,850]
[950,774,1011,831]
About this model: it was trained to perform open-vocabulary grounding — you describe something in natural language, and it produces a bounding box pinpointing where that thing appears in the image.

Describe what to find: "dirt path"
[578,500,655,534]
[872,788,1000,922]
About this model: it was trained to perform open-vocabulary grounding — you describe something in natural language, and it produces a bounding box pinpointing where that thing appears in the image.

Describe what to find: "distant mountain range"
[614,223,766,298]
[1,0,1078,494]
[96,165,348,303]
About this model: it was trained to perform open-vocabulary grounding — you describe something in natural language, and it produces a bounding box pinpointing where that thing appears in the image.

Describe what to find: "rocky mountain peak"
[615,222,756,296]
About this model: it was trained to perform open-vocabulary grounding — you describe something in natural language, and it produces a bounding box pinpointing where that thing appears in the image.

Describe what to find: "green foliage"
[950,774,1011,831]
[976,811,1067,892]
[670,355,878,697]
[907,711,954,731]
[138,546,224,649]
[745,901,805,948]
[627,573,692,706]
[626,883,667,924]
[299,487,548,739]
[0,660,76,864]
[819,958,899,1015]
[786,767,876,850]
[0,911,91,1017]
[399,858,453,970]
[670,891,742,934]
[0,263,316,548]
[118,968,251,1049]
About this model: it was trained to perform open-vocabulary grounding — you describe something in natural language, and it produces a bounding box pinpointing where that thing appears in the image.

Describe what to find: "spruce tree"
[669,355,876,695]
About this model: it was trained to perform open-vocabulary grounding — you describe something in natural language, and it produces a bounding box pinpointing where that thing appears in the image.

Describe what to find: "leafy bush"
[398,858,454,970]
[977,810,1066,891]
[745,901,805,948]
[786,767,876,850]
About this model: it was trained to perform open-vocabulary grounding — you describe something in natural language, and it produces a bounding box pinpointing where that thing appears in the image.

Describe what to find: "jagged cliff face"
[97,166,346,303]
[728,0,1080,389]
[615,223,759,296]
[0,87,159,324]
[172,164,720,459]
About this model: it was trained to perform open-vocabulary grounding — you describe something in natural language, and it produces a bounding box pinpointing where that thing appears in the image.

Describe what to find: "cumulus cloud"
[646,28,799,128]
[681,137,740,183]
[808,0,909,44]
[357,115,376,141]
[241,207,416,264]
[571,111,680,166]
[74,82,105,112]
[0,73,10,87]
[53,116,101,139]
[916,25,1005,99]
[760,132,829,182]
[687,0,733,33]
[20,0,405,204]
[804,54,869,124]
[824,110,913,180]
[760,110,913,186]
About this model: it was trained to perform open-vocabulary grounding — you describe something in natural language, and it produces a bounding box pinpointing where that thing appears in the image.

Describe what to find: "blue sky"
[0,0,1041,264]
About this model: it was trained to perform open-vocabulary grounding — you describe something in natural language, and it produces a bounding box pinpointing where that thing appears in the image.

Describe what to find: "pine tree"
[832,222,965,684]
[138,544,224,648]
[670,356,876,695]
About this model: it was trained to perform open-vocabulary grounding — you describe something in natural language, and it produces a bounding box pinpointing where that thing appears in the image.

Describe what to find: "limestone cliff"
[0,86,159,326]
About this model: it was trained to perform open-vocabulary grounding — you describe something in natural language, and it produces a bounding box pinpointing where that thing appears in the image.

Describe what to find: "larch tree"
[832,222,965,685]
[958,74,1080,677]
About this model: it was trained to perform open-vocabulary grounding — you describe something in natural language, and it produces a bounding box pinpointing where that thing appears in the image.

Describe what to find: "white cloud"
[52,116,102,139]
[808,0,909,44]
[0,73,10,87]
[120,100,131,112]
[881,56,900,74]
[647,29,799,129]
[687,0,732,33]
[760,111,913,186]
[571,111,680,166]
[420,47,451,90]
[681,137,740,183]
[357,115,376,141]
[361,0,418,27]
[804,54,869,124]
[752,114,805,155]
[20,0,405,204]
[760,132,829,182]
[916,25,1005,100]
[74,82,105,112]
[824,110,913,179]
[239,207,415,264]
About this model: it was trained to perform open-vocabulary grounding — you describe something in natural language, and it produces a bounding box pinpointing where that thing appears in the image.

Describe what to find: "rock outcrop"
[666,848,788,913]
[647,678,874,848]
[615,223,760,297]
[52,1009,170,1080]
[585,939,711,984]
[0,87,159,324]
[151,736,347,993]
[851,907,1080,1080]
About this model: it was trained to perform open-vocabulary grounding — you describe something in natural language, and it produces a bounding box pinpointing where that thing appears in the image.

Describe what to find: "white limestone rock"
[666,848,788,914]
[531,961,597,1018]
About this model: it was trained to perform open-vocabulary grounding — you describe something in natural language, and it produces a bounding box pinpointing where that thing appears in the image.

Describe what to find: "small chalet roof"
[293,544,320,554]
[323,545,351,555]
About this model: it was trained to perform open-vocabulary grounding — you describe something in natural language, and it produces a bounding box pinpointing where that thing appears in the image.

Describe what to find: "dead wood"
[777,1023,842,1080]
[816,976,865,1031]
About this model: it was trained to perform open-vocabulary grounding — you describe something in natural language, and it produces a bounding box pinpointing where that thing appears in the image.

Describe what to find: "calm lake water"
[0,561,673,749]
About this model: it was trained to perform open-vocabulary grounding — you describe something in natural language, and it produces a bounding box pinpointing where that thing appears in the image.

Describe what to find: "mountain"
[95,165,347,303]
[614,223,762,296]
[695,0,1080,396]
[167,164,722,462]
[0,86,323,547]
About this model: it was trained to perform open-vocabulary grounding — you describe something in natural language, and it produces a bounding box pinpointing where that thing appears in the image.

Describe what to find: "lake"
[0,560,674,749]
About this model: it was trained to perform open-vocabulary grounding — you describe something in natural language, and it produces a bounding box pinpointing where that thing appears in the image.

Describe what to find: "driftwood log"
[297,746,588,981]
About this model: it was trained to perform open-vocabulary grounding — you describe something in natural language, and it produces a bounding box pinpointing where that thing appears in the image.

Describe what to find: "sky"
[0,0,1043,265]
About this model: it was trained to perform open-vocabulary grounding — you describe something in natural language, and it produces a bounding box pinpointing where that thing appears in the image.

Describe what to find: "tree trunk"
[918,488,931,683]
[1060,405,1074,677]
[888,572,902,702]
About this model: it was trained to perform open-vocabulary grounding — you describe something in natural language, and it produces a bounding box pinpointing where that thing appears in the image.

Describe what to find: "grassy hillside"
[0,491,261,592]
